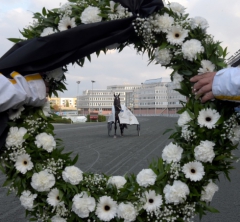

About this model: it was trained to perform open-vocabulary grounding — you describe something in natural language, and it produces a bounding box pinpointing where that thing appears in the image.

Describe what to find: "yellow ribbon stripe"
[25,73,42,81]
[215,95,240,101]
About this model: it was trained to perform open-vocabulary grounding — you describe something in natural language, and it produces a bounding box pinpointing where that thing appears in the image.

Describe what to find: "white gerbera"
[172,71,184,89]
[8,106,25,120]
[58,16,76,31]
[142,190,163,212]
[51,216,66,222]
[6,126,27,147]
[154,48,172,65]
[107,176,126,189]
[42,101,51,117]
[20,190,37,211]
[169,2,185,15]
[182,161,205,181]
[72,192,96,218]
[201,180,219,202]
[178,111,192,126]
[190,16,209,31]
[153,13,174,33]
[31,170,55,192]
[166,25,188,45]
[194,140,215,163]
[136,169,157,187]
[15,154,33,174]
[47,188,61,207]
[230,125,240,144]
[163,180,189,205]
[198,60,215,74]
[162,142,183,163]
[62,166,83,185]
[96,196,118,221]
[118,202,137,222]
[41,27,55,37]
[182,39,204,61]
[80,6,102,24]
[197,108,220,129]
[35,132,56,152]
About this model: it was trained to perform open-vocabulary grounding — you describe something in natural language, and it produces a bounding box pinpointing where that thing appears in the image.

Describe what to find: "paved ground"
[0,116,240,222]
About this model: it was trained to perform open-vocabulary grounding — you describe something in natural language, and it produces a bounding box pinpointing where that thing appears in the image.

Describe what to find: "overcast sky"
[1,0,240,97]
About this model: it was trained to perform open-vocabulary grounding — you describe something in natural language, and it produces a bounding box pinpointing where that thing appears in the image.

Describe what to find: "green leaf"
[72,154,79,165]
[38,109,47,120]
[42,7,47,16]
[7,38,23,43]
[163,128,173,135]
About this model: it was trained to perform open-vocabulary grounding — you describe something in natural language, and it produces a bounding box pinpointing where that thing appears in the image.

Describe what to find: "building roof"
[144,77,171,84]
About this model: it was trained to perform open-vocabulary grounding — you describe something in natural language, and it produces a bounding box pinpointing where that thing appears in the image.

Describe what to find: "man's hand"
[190,72,217,103]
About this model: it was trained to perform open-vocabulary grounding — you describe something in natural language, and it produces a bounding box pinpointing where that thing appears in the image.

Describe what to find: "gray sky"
[1,0,239,97]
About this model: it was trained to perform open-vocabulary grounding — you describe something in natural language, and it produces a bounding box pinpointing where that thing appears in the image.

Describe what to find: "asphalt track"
[0,116,240,222]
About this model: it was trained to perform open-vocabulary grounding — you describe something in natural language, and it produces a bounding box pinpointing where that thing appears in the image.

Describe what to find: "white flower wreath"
[1,0,240,221]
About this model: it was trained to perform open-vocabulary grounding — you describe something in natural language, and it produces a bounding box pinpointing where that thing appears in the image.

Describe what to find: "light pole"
[91,80,95,112]
[76,81,80,115]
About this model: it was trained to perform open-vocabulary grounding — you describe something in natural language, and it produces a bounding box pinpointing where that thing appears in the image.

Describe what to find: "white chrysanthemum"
[20,190,37,211]
[142,190,163,212]
[153,13,174,33]
[190,16,209,31]
[169,2,185,15]
[31,170,55,192]
[72,192,96,218]
[166,25,188,45]
[62,166,83,185]
[107,176,126,189]
[194,140,215,163]
[15,154,33,174]
[198,60,215,74]
[163,180,189,205]
[230,125,240,144]
[197,108,220,129]
[46,67,64,81]
[182,161,205,181]
[58,16,76,31]
[201,180,219,202]
[136,169,157,187]
[41,27,55,37]
[182,39,204,61]
[96,196,118,221]
[8,106,25,120]
[42,101,51,117]
[154,48,172,65]
[80,6,102,24]
[178,111,192,126]
[118,202,137,222]
[35,132,56,152]
[6,127,27,147]
[47,188,61,207]
[162,142,183,163]
[172,71,184,89]
[51,216,66,222]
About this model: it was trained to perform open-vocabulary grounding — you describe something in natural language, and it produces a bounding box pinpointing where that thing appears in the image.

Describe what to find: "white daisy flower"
[118,202,137,222]
[153,13,174,33]
[194,140,215,163]
[197,108,220,129]
[169,2,185,15]
[72,192,96,218]
[201,180,219,202]
[51,215,66,222]
[46,67,64,81]
[178,111,192,126]
[47,188,61,207]
[182,39,204,61]
[230,125,240,144]
[6,126,27,147]
[107,176,126,189]
[198,60,215,74]
[154,48,172,65]
[35,132,56,153]
[172,71,184,89]
[20,190,37,211]
[58,16,76,31]
[163,180,189,205]
[162,142,183,163]
[142,190,163,212]
[62,166,83,185]
[31,170,55,192]
[80,6,102,24]
[41,27,55,37]
[96,196,118,221]
[166,25,188,45]
[182,161,205,181]
[136,169,157,187]
[15,154,33,174]
[8,106,24,120]
[190,16,209,31]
